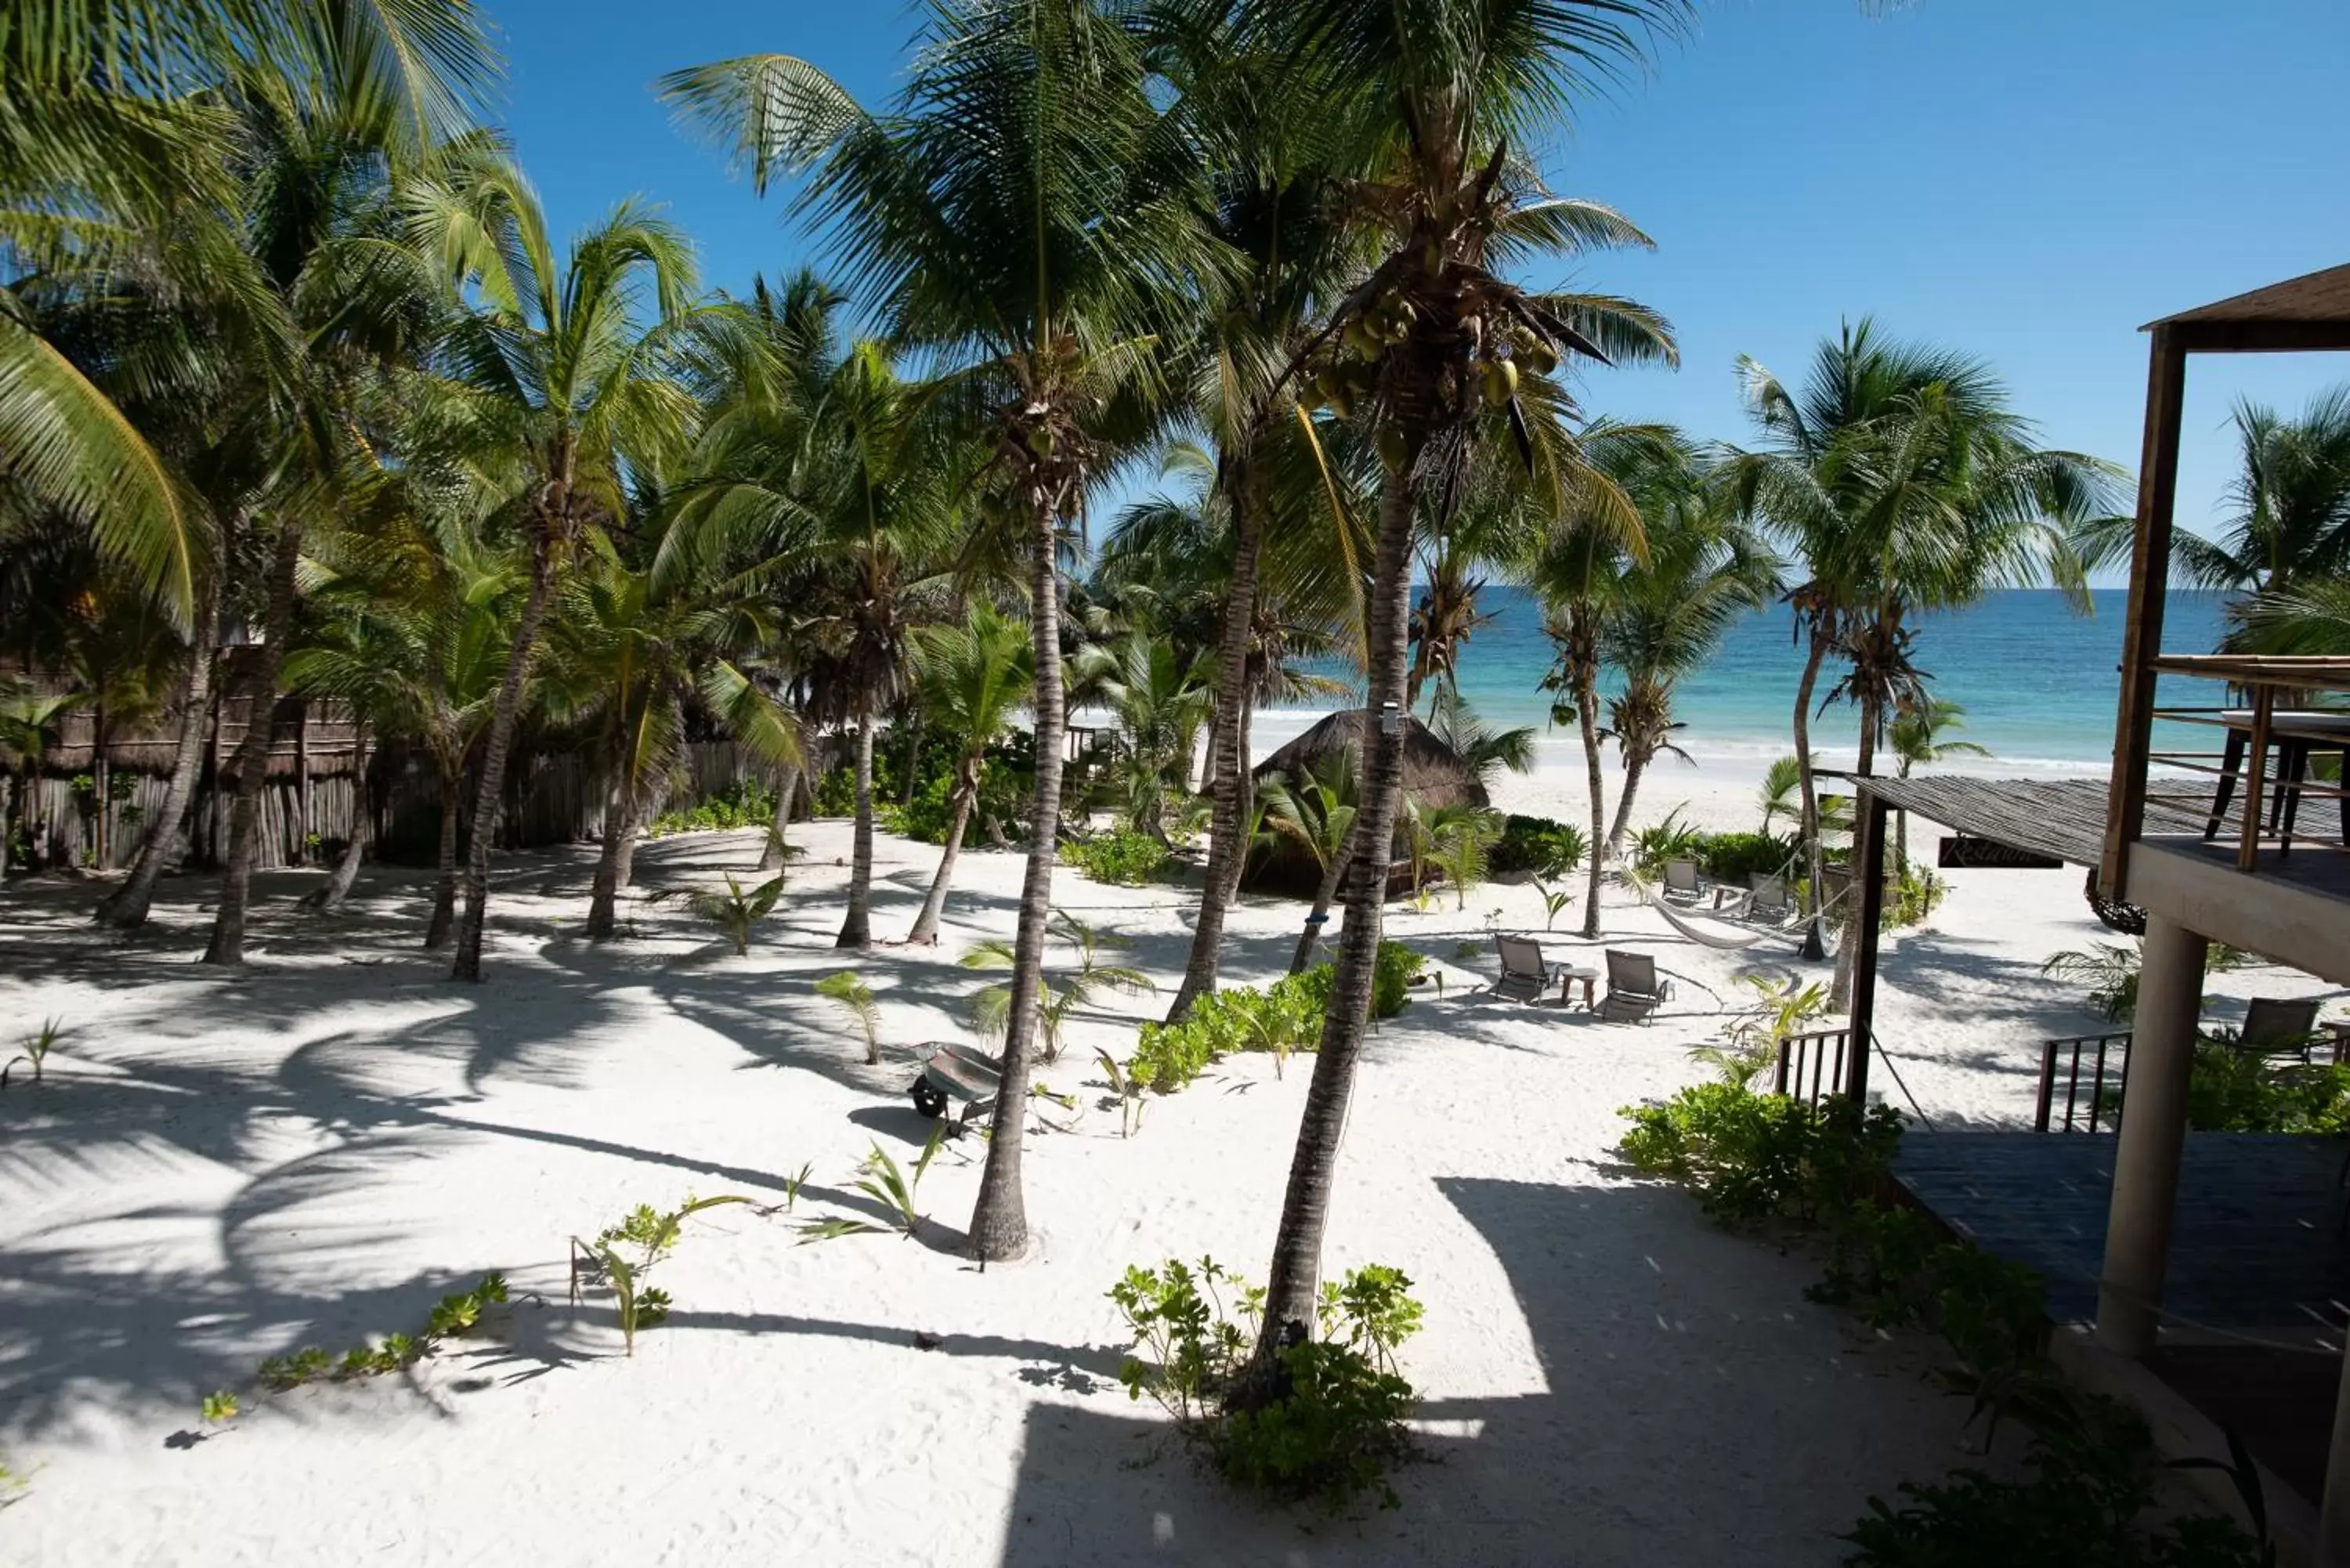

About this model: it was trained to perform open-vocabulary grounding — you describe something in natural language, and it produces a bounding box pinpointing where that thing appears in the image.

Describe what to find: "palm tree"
[1076,630,1213,843]
[665,0,1217,1260]
[906,603,1035,945]
[406,158,721,982]
[1258,750,1361,974]
[1596,453,1777,854]
[1423,684,1536,795]
[1726,321,2121,995]
[961,910,1155,1062]
[1235,0,1688,1349]
[1758,753,1802,835]
[0,685,78,875]
[1886,696,1988,874]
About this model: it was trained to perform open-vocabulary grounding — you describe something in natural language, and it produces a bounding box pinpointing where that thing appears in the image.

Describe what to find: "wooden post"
[1844,793,1891,1104]
[293,699,312,865]
[2096,914,2207,1358]
[2236,684,2272,872]
[2102,327,2189,900]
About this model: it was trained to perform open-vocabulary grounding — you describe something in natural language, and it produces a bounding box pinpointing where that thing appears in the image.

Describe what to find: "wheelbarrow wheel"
[910,1078,949,1120]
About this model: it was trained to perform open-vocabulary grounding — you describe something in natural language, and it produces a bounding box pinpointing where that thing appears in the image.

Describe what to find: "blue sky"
[486,0,2350,579]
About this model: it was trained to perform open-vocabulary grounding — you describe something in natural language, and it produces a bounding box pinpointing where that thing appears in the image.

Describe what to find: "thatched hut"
[1242,709,1488,898]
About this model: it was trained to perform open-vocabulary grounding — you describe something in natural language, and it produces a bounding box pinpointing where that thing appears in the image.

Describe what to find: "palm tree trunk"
[1606,747,1650,858]
[103,588,219,927]
[92,699,109,869]
[203,520,304,966]
[1289,817,1360,975]
[1793,630,1831,953]
[836,714,875,947]
[967,493,1070,1263]
[310,721,371,913]
[425,759,462,950]
[907,754,978,945]
[1165,466,1262,1023]
[586,753,631,941]
[1831,686,1884,1011]
[1256,451,1417,1353]
[1576,670,1607,941]
[451,529,557,983]
[759,764,799,870]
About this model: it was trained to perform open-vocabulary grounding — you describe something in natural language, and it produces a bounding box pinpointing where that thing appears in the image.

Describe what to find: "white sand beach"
[2,778,2335,1566]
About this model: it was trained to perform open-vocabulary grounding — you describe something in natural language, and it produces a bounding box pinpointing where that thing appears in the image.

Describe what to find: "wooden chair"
[1596,949,1674,1024]
[1492,934,1560,1004]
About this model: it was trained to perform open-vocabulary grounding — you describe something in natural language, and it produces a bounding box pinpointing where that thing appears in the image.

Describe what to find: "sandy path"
[1,792,2335,1565]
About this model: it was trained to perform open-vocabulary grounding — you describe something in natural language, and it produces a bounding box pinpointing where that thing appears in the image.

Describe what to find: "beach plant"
[201,1392,240,1425]
[963,911,1154,1062]
[782,1162,812,1211]
[1058,828,1170,887]
[1423,804,1502,912]
[3,1017,61,1089]
[643,779,779,837]
[573,1195,751,1354]
[814,970,884,1064]
[1532,879,1574,932]
[1627,809,1705,877]
[1108,1256,1423,1510]
[1690,975,1831,1087]
[681,872,786,956]
[801,1128,947,1242]
[1694,830,1796,885]
[1095,1049,1146,1139]
[1757,754,1804,834]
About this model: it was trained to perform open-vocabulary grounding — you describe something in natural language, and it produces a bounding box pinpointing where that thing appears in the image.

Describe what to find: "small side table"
[1556,965,1600,1010]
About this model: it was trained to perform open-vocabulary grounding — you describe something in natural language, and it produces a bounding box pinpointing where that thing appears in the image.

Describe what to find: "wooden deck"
[1892,1132,2350,1332]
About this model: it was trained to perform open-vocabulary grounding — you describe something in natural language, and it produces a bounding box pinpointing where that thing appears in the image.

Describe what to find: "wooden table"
[1556,965,1600,1010]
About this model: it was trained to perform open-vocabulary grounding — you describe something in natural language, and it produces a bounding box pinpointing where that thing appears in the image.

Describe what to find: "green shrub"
[1844,1391,2269,1566]
[644,778,778,838]
[1059,828,1170,886]
[880,772,957,844]
[1694,829,1795,884]
[809,765,857,818]
[1885,863,1947,929]
[1617,1082,1903,1225]
[1629,809,1704,876]
[1126,947,1414,1095]
[1490,814,1586,879]
[2177,1041,2350,1133]
[1109,1257,1423,1511]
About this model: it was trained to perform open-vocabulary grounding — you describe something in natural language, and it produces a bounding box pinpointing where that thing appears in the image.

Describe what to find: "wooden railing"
[2131,656,2350,873]
[1774,1027,1853,1109]
[2034,1031,2131,1133]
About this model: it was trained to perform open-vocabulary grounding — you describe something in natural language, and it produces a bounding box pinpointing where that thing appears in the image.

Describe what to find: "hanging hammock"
[1641,886,1773,951]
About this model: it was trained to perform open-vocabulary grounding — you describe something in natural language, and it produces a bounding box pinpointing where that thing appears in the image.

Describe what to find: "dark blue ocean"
[1264,588,2232,775]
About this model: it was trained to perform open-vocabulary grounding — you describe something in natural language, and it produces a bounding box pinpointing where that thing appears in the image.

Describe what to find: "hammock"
[1641,886,1772,951]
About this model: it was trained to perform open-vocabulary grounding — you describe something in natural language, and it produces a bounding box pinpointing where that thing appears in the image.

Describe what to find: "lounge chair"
[1661,858,1705,906]
[2236,996,2326,1062]
[1493,934,1562,1004]
[1596,949,1674,1024]
[1719,873,1794,925]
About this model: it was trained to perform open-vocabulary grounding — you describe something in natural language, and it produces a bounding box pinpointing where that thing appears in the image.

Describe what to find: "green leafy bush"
[645,778,777,837]
[572,1195,750,1355]
[1617,1082,1903,1225]
[1372,941,1424,1020]
[1629,808,1705,875]
[1490,814,1587,879]
[1885,863,1947,929]
[1694,829,1795,884]
[1059,827,1170,886]
[1126,946,1415,1094]
[250,1273,506,1399]
[810,765,857,818]
[1110,1257,1423,1511]
[2178,1041,2350,1133]
[879,771,959,844]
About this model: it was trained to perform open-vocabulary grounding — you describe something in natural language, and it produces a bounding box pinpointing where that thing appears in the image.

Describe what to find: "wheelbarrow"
[908,1042,1003,1133]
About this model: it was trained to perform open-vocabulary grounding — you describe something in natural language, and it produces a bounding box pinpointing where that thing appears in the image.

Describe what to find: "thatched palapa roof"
[1242,709,1486,898]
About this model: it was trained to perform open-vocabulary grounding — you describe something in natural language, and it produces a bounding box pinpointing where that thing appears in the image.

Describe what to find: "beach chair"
[2236,996,2326,1063]
[1661,859,1705,906]
[1493,934,1560,1004]
[1720,873,1794,925]
[1596,949,1674,1024]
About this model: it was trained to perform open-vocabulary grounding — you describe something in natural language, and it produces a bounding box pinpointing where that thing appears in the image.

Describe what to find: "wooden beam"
[1845,793,1892,1104]
[2103,327,2189,900]
[2166,320,2350,355]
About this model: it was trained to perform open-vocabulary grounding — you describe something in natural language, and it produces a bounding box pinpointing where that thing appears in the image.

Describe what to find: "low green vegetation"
[1688,974,1831,1088]
[1489,814,1587,880]
[571,1196,750,1356]
[679,872,786,956]
[1058,827,1171,887]
[815,970,883,1064]
[2041,938,2249,1023]
[250,1273,508,1400]
[1694,829,1795,884]
[643,778,779,838]
[963,911,1154,1062]
[3,1017,62,1090]
[1618,1082,2270,1564]
[1110,1257,1423,1511]
[1126,944,1424,1094]
[2177,1040,2350,1134]
[800,1129,946,1242]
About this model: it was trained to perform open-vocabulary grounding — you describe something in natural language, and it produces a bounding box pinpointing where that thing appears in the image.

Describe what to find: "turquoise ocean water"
[1261,588,2234,778]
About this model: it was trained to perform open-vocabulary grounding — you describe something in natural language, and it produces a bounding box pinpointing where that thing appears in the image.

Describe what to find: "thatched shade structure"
[1242,709,1487,898]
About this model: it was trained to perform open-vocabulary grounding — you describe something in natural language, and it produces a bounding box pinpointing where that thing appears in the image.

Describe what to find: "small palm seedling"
[682,873,785,956]
[1690,974,1831,1087]
[1096,1049,1146,1139]
[799,1127,945,1243]
[572,1195,750,1355]
[962,910,1155,1061]
[201,1392,240,1424]
[781,1162,812,1212]
[1533,879,1573,932]
[815,970,883,1064]
[4,1017,62,1090]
